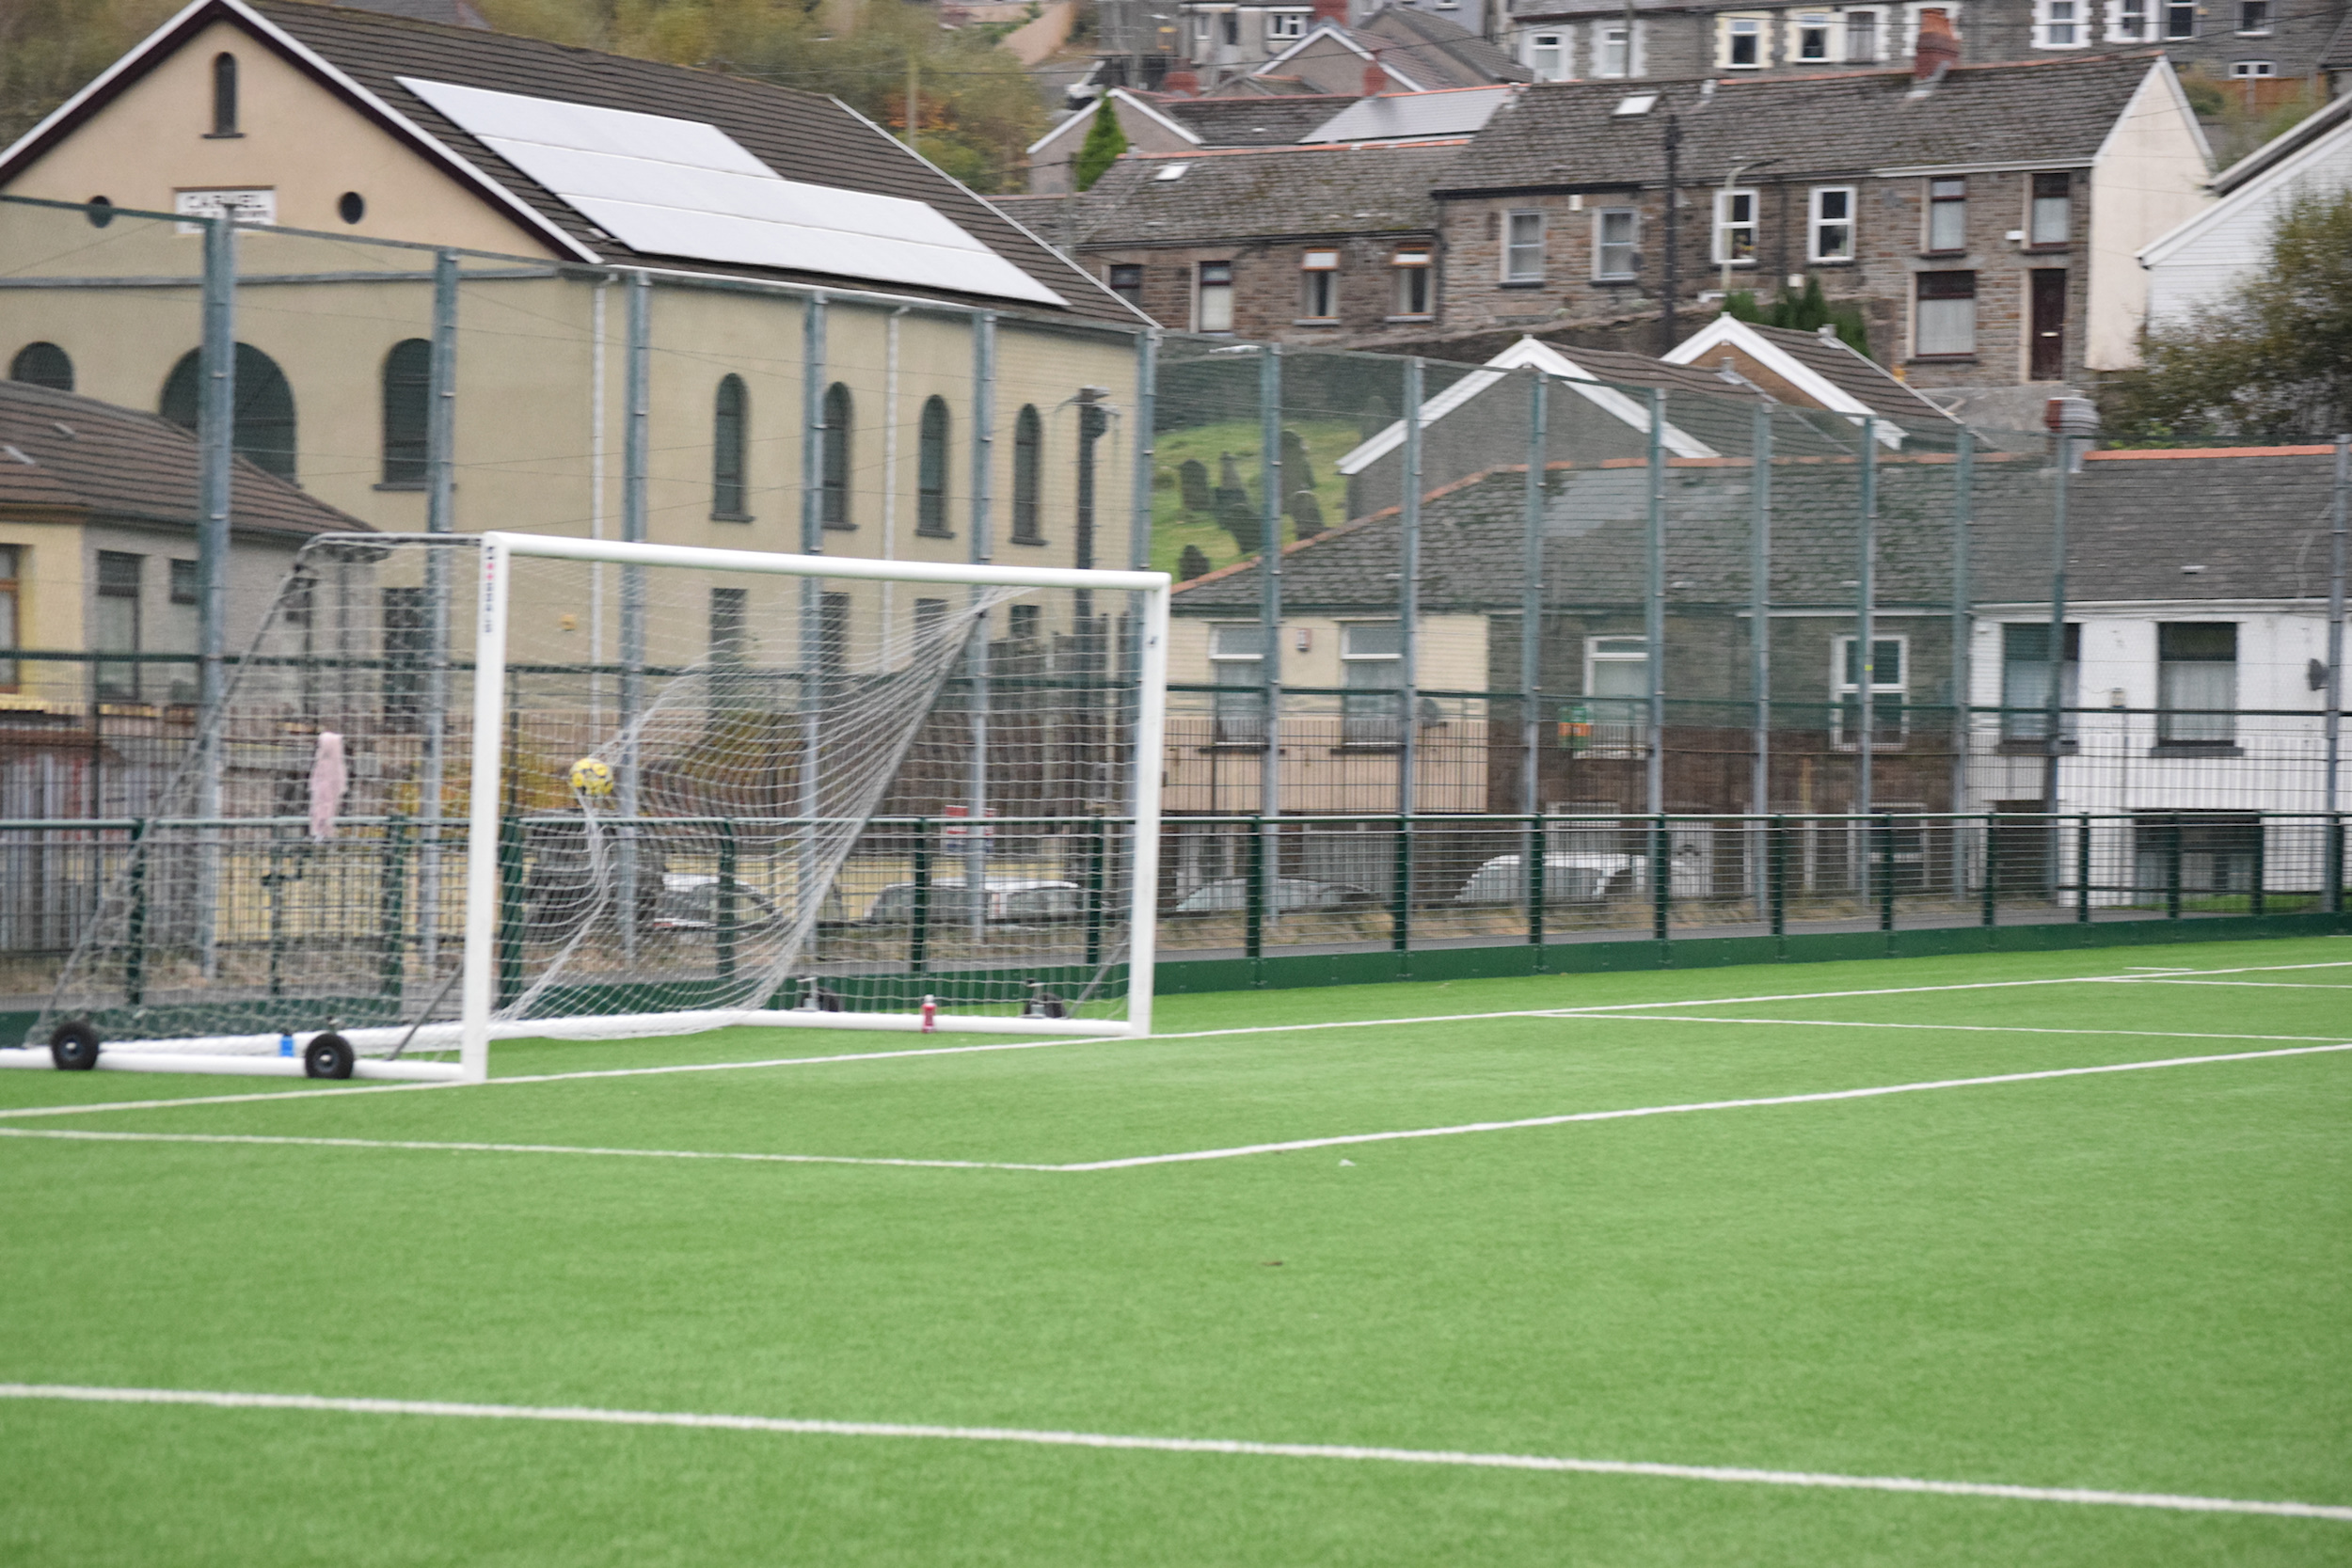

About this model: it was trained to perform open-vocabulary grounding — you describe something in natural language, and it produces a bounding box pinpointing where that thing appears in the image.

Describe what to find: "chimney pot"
[1310,0,1347,24]
[1160,68,1199,96]
[1363,56,1389,97]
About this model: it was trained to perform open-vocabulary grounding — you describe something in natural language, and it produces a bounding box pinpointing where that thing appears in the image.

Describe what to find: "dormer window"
[210,53,240,136]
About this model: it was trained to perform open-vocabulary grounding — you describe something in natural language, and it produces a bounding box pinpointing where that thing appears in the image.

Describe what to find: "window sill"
[2024,244,2072,255]
[1712,259,1758,269]
[1996,739,2079,755]
[372,481,428,492]
[1807,257,1857,267]
[821,521,856,531]
[201,132,245,139]
[1917,250,1970,261]
[1591,276,1639,286]
[710,512,755,524]
[1498,278,1547,289]
[1009,534,1049,547]
[1290,318,1343,327]
[914,527,956,540]
[2151,742,2244,757]
[1384,313,1434,323]
[1908,354,1978,363]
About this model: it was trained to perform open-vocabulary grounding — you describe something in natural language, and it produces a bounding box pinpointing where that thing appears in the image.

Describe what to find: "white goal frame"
[454,533,1170,1083]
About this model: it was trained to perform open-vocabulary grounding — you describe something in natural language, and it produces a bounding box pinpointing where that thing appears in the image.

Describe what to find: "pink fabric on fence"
[309,731,348,841]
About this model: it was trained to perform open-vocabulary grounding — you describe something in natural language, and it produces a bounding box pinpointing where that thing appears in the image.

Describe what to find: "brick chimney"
[1311,0,1347,24]
[1363,55,1390,96]
[1160,68,1199,96]
[1913,8,1960,80]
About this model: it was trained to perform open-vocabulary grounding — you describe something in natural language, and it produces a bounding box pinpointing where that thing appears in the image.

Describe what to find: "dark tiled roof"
[1225,75,1332,96]
[1435,54,2165,192]
[2323,9,2352,69]
[1508,0,1728,18]
[1174,447,2342,615]
[0,381,369,537]
[1057,142,1465,245]
[242,1,1134,322]
[1737,324,1958,425]
[1358,7,1534,87]
[1975,449,2347,604]
[327,0,486,28]
[1159,94,1362,143]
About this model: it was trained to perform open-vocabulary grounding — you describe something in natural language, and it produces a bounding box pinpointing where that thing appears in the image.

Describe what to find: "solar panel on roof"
[397,77,1063,307]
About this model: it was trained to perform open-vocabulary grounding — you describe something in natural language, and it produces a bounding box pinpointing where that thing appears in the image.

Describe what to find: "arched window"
[8,342,73,392]
[712,373,748,519]
[1010,404,1043,545]
[212,54,239,136]
[160,342,297,483]
[820,382,853,530]
[916,395,951,537]
[380,339,431,486]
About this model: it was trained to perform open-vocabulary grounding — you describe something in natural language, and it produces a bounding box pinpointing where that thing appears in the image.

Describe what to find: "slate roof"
[1357,7,1534,87]
[4,0,1135,324]
[1737,324,1958,426]
[1434,54,2166,192]
[1159,94,1361,144]
[0,382,369,538]
[1054,141,1467,245]
[326,0,486,28]
[1172,446,2342,614]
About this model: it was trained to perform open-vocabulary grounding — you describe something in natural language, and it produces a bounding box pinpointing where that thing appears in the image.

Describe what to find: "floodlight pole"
[801,292,830,930]
[1258,344,1283,927]
[967,311,998,936]
[1950,426,1974,819]
[195,213,235,976]
[1749,402,1772,819]
[418,247,458,985]
[2327,434,2348,915]
[2042,430,2070,820]
[617,271,650,962]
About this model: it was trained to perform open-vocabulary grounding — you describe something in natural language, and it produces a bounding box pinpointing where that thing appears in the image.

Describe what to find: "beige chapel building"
[0,0,1152,684]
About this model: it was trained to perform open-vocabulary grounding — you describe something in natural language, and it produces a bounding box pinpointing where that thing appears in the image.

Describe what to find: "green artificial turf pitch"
[2,936,2348,1565]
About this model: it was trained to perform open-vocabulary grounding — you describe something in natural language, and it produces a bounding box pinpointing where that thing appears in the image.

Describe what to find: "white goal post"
[453,531,1171,1084]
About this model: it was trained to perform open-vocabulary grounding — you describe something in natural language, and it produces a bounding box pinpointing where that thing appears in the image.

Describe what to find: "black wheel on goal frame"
[49,1020,102,1071]
[304,1032,356,1080]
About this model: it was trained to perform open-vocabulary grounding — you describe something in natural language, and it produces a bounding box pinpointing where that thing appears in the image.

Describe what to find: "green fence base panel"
[1148,911,2352,996]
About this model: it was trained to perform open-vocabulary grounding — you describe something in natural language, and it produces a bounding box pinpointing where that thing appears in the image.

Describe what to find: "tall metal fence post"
[1523,371,1549,815]
[1258,343,1283,904]
[965,309,996,943]
[1750,404,1772,910]
[1391,814,1413,970]
[716,816,739,990]
[1981,813,1999,928]
[1877,810,1896,937]
[378,813,407,1004]
[1246,814,1266,979]
[195,214,236,976]
[1950,428,1975,829]
[1083,816,1107,972]
[910,818,932,974]
[2042,426,2073,825]
[2249,816,2265,918]
[2324,436,2347,874]
[418,246,459,992]
[1650,815,1670,945]
[1400,356,1424,817]
[801,291,831,943]
[1645,388,1666,817]
[617,271,651,963]
[1855,417,1878,816]
[2166,815,2184,921]
[1769,814,1788,945]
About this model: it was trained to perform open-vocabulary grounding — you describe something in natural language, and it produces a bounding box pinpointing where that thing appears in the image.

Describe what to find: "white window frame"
[1790,12,1836,61]
[2228,57,2275,74]
[1525,30,1570,79]
[1713,188,1759,267]
[2109,0,2153,42]
[2162,0,2197,38]
[1720,13,1766,67]
[1196,260,1234,333]
[1299,249,1339,321]
[1268,8,1309,38]
[1391,249,1433,318]
[1341,621,1405,747]
[1833,634,1909,750]
[1211,621,1267,744]
[1502,210,1546,282]
[1925,176,1966,253]
[1914,270,1977,357]
[2027,171,2071,246]
[1808,185,1856,262]
[2035,0,2087,46]
[1581,636,1651,759]
[1843,8,1883,59]
[1594,208,1639,280]
[1594,21,1632,76]
[2234,0,2270,32]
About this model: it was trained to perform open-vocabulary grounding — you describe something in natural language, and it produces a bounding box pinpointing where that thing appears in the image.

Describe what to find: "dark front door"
[2029,269,2067,381]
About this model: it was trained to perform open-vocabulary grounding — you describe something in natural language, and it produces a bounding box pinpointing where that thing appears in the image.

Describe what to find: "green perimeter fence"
[7,808,2347,1045]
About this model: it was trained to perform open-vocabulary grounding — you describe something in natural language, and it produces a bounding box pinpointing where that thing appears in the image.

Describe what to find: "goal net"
[20,532,1168,1081]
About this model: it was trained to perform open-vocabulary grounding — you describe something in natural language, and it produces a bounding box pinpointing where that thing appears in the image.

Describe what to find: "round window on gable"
[338,191,366,225]
[86,196,114,229]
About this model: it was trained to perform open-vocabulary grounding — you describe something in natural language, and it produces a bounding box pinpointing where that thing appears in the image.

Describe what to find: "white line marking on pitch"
[8,1042,2343,1174]
[1595,1017,2346,1045]
[0,1384,2343,1523]
[6,958,2344,1123]
[2122,980,2352,990]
